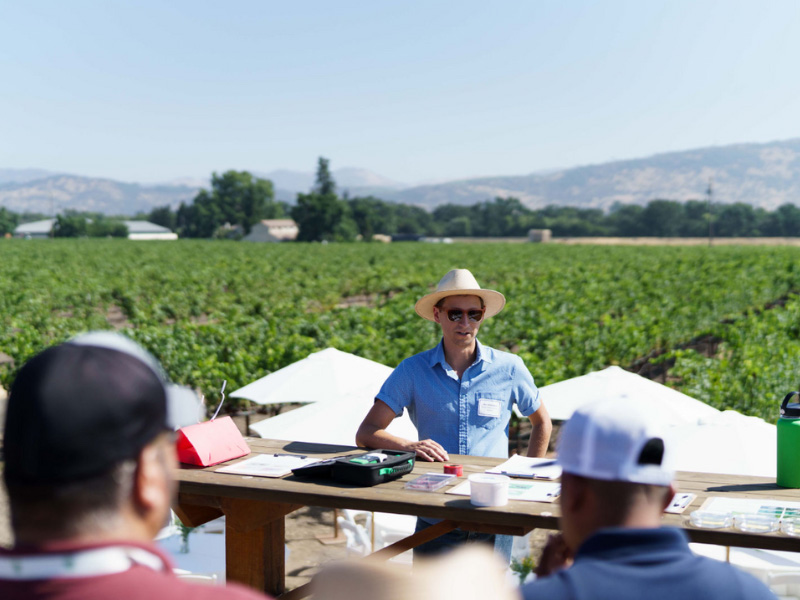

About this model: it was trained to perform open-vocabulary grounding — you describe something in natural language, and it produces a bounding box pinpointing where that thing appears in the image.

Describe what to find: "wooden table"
[175,438,800,597]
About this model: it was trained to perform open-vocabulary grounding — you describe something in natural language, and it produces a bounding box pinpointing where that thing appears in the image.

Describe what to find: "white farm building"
[14,219,178,240]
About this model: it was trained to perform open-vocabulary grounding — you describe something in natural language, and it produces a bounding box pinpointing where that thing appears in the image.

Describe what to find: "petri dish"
[689,511,732,529]
[735,513,779,533]
[781,518,800,537]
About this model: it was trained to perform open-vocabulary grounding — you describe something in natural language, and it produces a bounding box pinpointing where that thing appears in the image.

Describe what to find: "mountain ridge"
[4,138,800,215]
[382,138,800,210]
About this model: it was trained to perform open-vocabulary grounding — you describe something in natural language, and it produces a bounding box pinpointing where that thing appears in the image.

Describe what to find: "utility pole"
[50,188,57,238]
[706,177,713,247]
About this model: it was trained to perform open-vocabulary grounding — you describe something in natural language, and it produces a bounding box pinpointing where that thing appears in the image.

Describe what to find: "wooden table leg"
[219,498,303,597]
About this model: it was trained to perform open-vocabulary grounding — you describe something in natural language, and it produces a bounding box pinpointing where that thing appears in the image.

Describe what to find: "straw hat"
[309,546,518,600]
[414,269,505,322]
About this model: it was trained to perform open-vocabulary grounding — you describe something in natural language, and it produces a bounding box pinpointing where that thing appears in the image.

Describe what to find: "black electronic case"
[292,449,415,486]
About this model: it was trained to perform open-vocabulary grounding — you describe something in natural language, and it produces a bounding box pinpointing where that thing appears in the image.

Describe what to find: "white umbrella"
[230,347,393,406]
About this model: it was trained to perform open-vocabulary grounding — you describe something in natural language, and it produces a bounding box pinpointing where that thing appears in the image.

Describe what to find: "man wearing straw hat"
[356,269,552,558]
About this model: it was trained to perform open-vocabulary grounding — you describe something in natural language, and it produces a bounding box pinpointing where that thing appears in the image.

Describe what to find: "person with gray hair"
[521,397,776,600]
[0,332,268,600]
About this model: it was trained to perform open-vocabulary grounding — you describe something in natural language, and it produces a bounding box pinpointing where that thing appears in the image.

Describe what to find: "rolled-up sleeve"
[512,356,540,417]
[375,360,411,417]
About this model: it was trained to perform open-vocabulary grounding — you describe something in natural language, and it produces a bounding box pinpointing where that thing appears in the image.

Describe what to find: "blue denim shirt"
[376,339,540,459]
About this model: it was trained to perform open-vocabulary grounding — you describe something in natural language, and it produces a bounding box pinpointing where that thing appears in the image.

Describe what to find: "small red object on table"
[444,464,463,476]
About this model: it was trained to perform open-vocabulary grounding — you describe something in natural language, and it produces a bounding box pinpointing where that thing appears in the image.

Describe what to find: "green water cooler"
[778,391,800,488]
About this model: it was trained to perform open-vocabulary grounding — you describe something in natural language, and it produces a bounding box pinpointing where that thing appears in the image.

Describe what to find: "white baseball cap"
[557,397,675,486]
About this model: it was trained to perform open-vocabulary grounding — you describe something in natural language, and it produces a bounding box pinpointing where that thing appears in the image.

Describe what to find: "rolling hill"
[4,138,800,215]
[385,139,800,210]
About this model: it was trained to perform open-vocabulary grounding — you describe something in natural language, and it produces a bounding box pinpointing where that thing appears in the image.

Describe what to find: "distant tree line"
[360,197,800,239]
[53,213,129,238]
[0,209,130,238]
[5,160,800,240]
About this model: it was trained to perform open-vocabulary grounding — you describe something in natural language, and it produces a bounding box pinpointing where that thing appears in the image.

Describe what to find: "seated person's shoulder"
[694,555,777,598]
[520,570,570,600]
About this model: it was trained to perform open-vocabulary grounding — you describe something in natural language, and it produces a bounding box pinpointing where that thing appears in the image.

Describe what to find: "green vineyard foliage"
[2,239,799,422]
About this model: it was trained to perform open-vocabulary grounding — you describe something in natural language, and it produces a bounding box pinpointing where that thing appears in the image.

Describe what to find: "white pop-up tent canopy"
[666,410,776,478]
[524,366,775,477]
[237,347,417,446]
[230,347,394,406]
[248,390,418,446]
[524,365,721,426]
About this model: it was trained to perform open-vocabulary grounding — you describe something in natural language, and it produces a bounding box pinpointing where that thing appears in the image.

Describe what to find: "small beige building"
[243,219,299,242]
[528,229,552,243]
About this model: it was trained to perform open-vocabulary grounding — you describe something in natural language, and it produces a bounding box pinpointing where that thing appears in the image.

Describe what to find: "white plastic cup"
[468,473,510,507]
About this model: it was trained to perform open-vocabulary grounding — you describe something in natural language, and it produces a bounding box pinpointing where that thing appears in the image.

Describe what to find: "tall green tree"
[0,208,19,236]
[147,205,177,230]
[772,204,800,236]
[292,192,357,241]
[177,171,279,238]
[607,203,645,236]
[292,158,357,241]
[313,157,336,196]
[682,200,711,237]
[715,203,760,236]
[87,216,128,237]
[348,197,383,240]
[53,214,88,237]
[640,200,685,236]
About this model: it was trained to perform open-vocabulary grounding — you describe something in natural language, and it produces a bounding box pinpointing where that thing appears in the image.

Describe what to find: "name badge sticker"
[478,398,503,418]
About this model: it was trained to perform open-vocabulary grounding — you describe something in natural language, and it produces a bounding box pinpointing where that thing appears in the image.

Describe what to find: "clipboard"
[486,455,562,480]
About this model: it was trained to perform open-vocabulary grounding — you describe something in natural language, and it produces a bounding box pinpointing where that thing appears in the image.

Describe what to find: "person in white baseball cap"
[521,397,776,600]
[356,269,551,561]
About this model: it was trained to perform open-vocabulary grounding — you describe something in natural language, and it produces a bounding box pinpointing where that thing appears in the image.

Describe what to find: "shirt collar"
[428,338,492,370]
[577,527,691,562]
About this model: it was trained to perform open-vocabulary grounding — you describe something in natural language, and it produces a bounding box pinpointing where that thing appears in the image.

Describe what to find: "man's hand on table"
[408,439,449,462]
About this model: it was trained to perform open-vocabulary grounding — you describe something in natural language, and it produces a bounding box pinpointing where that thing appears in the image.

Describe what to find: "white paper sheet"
[215,454,320,478]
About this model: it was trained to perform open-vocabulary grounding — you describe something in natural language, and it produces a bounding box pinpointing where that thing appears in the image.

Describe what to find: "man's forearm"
[526,419,553,457]
[355,425,412,452]
[356,424,450,462]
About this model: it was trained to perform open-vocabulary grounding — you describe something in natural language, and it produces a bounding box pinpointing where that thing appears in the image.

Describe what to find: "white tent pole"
[371,512,376,553]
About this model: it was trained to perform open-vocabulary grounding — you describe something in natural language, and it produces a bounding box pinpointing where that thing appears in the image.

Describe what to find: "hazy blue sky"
[3,1,799,184]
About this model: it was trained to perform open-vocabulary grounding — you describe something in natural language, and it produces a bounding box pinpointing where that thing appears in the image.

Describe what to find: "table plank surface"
[177,438,557,533]
[175,437,800,595]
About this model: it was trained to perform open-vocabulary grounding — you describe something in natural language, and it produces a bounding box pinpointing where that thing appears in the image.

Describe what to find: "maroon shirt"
[0,540,270,600]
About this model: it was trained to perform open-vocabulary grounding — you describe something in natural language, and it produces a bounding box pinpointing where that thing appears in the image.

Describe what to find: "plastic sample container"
[468,473,510,507]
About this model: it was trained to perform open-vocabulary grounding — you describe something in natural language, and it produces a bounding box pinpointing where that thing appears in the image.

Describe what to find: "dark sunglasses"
[445,308,485,322]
